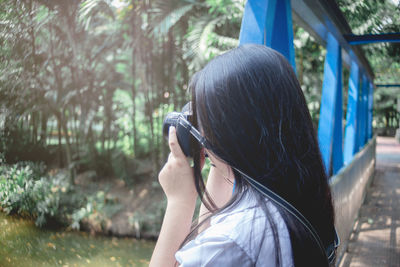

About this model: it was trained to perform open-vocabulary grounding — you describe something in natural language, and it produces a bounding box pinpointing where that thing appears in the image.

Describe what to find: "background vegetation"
[338,0,400,133]
[0,0,399,233]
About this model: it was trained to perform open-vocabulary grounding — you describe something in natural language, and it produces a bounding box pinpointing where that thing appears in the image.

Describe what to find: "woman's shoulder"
[212,191,292,255]
[176,190,294,266]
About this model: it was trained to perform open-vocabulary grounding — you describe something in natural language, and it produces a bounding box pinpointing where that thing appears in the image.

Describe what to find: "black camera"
[162,102,194,157]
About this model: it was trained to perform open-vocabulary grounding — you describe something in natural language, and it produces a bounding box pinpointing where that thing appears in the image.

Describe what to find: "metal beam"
[318,33,343,175]
[267,0,296,69]
[367,82,374,140]
[238,0,271,45]
[375,84,400,88]
[358,75,369,148]
[239,0,296,70]
[332,57,344,175]
[344,58,360,164]
[344,33,400,45]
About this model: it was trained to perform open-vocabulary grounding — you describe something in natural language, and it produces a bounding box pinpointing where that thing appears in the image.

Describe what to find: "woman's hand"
[150,127,198,267]
[158,126,198,206]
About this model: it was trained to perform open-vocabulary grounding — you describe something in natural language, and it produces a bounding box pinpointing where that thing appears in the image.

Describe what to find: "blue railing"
[238,0,374,176]
[237,1,379,265]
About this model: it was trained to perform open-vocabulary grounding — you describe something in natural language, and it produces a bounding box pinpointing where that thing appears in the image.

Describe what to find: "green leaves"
[79,0,115,30]
[0,163,64,227]
[151,3,195,37]
[337,0,400,130]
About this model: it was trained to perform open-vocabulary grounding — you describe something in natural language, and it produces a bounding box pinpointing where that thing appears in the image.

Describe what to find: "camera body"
[162,103,193,157]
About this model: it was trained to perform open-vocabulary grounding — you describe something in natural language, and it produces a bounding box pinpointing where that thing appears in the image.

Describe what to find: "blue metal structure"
[237,0,385,263]
[239,0,296,69]
[368,82,374,139]
[343,59,360,164]
[376,84,400,87]
[239,0,376,175]
[359,75,369,148]
[317,33,343,174]
[345,33,400,45]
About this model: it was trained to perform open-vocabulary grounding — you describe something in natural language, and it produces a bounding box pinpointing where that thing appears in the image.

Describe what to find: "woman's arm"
[150,200,196,266]
[149,127,198,267]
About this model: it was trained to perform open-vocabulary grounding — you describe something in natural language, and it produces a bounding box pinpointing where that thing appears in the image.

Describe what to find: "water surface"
[0,213,155,267]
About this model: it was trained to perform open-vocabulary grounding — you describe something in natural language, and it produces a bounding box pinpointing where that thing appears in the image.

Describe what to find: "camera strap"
[231,166,340,265]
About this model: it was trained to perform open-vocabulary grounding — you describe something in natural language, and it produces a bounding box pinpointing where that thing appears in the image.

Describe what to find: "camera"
[162,102,194,157]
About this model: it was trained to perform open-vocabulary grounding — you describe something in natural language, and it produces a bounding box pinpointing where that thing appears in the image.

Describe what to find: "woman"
[150,44,337,266]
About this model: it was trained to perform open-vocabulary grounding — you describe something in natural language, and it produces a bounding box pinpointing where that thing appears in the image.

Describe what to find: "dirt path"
[339,137,400,267]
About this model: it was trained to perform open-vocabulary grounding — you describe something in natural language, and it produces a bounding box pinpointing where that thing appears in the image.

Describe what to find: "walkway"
[339,136,400,267]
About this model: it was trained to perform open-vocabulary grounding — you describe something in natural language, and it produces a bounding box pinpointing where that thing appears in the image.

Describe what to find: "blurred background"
[0,0,399,266]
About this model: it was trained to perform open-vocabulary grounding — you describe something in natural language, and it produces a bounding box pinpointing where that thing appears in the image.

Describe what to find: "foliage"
[293,26,326,125]
[0,161,121,230]
[0,162,69,227]
[337,0,400,131]
[0,0,249,237]
[70,190,122,231]
[0,0,246,182]
[0,0,399,240]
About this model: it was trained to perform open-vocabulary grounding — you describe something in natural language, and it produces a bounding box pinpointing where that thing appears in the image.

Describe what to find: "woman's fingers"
[168,126,185,159]
[158,126,197,205]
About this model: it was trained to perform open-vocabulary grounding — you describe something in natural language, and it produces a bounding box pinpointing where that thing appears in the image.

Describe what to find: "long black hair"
[185,44,335,266]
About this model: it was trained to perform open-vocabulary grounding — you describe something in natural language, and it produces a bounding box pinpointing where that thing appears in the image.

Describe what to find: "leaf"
[151,3,194,37]
[79,0,115,30]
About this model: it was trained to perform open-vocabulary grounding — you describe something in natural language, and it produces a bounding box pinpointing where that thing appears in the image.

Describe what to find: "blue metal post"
[344,58,360,165]
[358,75,368,148]
[345,32,400,45]
[318,33,343,175]
[355,76,361,152]
[239,0,272,44]
[332,58,344,174]
[238,0,295,70]
[363,79,370,144]
[267,0,296,69]
[367,82,374,139]
[363,78,370,143]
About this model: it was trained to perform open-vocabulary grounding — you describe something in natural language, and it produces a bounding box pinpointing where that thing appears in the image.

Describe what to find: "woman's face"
[204,148,235,184]
[198,112,234,183]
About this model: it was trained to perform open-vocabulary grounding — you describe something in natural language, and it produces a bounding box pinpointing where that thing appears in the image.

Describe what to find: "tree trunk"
[31,112,38,144]
[40,113,48,143]
[57,118,63,166]
[59,111,75,184]
[73,105,80,156]
[131,72,138,154]
[130,5,139,156]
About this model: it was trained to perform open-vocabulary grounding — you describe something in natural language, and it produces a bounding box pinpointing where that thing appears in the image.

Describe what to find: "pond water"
[0,213,155,267]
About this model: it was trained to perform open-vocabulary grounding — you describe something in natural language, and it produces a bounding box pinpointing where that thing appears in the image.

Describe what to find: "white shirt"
[175,190,294,266]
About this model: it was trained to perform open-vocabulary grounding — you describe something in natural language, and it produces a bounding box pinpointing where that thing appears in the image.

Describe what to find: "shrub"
[0,163,70,227]
[0,161,124,232]
[70,190,123,232]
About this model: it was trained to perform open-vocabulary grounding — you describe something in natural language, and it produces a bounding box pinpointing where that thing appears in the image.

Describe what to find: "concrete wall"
[329,136,376,265]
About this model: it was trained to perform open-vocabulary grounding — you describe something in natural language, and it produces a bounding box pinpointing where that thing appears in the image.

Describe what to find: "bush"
[70,190,123,232]
[0,161,122,231]
[0,163,70,227]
